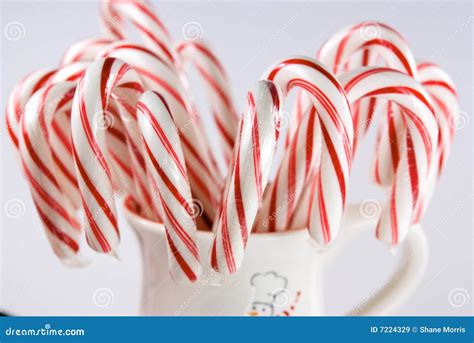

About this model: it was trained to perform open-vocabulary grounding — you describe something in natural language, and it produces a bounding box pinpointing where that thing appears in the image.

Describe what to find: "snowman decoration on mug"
[247,271,301,316]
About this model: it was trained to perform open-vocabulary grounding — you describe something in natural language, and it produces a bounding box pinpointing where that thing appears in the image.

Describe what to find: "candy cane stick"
[289,172,318,231]
[417,62,458,177]
[99,42,220,224]
[375,63,458,186]
[100,0,175,65]
[371,102,405,187]
[261,57,353,245]
[6,68,56,149]
[343,49,384,154]
[71,57,148,253]
[48,62,141,212]
[61,37,115,65]
[43,62,92,209]
[372,62,458,222]
[6,61,87,153]
[339,67,438,245]
[19,82,85,266]
[318,22,417,77]
[49,62,146,214]
[286,22,419,227]
[107,86,158,221]
[176,40,239,164]
[254,106,321,232]
[18,60,152,260]
[317,22,419,185]
[57,56,156,219]
[318,22,417,146]
[211,81,281,274]
[137,91,201,282]
[13,63,136,213]
[100,2,225,183]
[83,48,163,221]
[413,63,458,223]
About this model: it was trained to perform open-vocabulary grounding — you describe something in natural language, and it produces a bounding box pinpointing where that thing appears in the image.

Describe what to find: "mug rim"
[122,196,311,240]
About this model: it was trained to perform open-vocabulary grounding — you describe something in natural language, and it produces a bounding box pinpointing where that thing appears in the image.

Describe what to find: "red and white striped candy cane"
[60,37,115,65]
[317,22,417,77]
[412,62,459,222]
[289,172,319,231]
[261,57,353,246]
[417,62,458,178]
[339,67,438,245]
[371,101,405,187]
[48,61,144,212]
[45,63,92,208]
[286,22,420,230]
[6,68,56,149]
[254,106,321,232]
[99,42,220,225]
[176,40,239,164]
[6,59,92,152]
[50,61,88,83]
[71,57,147,253]
[317,22,418,154]
[381,62,458,223]
[100,0,175,65]
[371,62,458,223]
[106,84,158,221]
[100,52,166,220]
[316,22,421,187]
[100,2,227,185]
[19,82,85,265]
[375,63,458,186]
[211,80,281,274]
[137,91,202,282]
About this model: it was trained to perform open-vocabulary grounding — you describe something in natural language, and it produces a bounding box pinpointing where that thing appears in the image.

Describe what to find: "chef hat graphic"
[250,271,288,305]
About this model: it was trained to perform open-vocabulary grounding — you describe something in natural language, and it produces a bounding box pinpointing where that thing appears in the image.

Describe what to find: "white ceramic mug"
[123,197,428,316]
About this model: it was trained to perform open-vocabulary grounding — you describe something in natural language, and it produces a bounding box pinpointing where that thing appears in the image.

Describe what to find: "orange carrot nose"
[248,311,259,316]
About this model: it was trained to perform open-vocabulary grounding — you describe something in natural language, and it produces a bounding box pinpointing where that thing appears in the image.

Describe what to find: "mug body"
[123,198,325,316]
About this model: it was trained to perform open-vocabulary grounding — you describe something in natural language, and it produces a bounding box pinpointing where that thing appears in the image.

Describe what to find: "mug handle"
[322,204,429,316]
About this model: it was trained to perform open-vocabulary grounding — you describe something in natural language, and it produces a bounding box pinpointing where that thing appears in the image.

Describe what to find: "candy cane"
[318,21,418,151]
[6,68,56,149]
[48,61,142,213]
[371,101,405,187]
[71,57,148,253]
[254,106,321,232]
[99,42,221,225]
[371,62,458,223]
[320,23,455,226]
[100,0,175,65]
[176,40,239,164]
[375,63,458,184]
[284,22,420,229]
[316,22,420,187]
[339,67,438,245]
[417,62,458,177]
[211,80,281,274]
[100,2,227,182]
[261,57,353,246]
[318,22,417,77]
[106,85,158,221]
[42,63,89,209]
[137,91,202,282]
[19,82,85,266]
[289,173,319,231]
[414,63,458,223]
[61,37,115,65]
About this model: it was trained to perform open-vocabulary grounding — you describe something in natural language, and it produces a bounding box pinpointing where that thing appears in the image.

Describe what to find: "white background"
[1,0,472,316]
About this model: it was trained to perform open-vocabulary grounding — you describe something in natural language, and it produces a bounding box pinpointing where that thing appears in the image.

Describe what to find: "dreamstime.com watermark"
[4,323,85,337]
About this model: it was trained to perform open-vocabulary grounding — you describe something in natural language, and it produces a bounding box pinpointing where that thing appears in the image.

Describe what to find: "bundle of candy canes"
[6,0,459,282]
